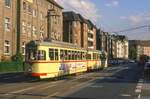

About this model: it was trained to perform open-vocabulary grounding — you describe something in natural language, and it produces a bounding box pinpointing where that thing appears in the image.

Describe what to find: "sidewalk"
[141,75,150,99]
[0,71,24,75]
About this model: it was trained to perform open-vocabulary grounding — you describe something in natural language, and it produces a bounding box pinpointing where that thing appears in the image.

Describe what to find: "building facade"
[0,0,17,61]
[63,11,96,50]
[129,40,150,60]
[115,35,128,59]
[0,0,63,61]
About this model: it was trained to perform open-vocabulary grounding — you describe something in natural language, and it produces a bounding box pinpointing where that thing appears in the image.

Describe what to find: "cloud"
[120,13,150,25]
[105,0,119,7]
[55,0,101,23]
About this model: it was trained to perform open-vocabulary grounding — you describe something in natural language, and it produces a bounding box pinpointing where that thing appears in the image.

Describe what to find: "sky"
[55,0,150,40]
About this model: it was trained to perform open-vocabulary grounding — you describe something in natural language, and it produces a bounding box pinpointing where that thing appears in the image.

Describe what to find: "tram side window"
[78,52,81,60]
[68,51,71,60]
[82,52,85,60]
[49,49,54,60]
[97,54,100,60]
[65,50,68,60]
[87,54,91,60]
[60,50,65,60]
[93,53,97,60]
[55,49,58,60]
[72,51,75,60]
[37,50,46,60]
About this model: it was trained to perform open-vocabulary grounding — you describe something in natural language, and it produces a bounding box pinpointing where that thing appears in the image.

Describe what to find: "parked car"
[144,62,150,74]
[129,59,135,63]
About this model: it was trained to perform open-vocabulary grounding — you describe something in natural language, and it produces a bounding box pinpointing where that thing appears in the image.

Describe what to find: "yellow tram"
[25,40,102,79]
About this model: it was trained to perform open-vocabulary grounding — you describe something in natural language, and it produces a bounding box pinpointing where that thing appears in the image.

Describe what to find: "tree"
[129,47,137,60]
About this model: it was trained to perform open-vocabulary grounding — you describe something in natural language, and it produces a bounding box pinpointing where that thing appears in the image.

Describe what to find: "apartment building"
[115,35,128,59]
[63,11,82,46]
[86,20,97,50]
[0,0,63,61]
[0,0,17,61]
[129,40,150,60]
[96,30,110,54]
[63,11,97,50]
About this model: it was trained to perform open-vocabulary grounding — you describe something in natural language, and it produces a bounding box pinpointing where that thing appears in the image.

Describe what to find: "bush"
[0,61,23,72]
[12,53,24,62]
[100,53,106,61]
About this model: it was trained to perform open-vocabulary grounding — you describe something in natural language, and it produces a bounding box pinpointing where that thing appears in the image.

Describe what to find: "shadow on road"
[53,64,146,99]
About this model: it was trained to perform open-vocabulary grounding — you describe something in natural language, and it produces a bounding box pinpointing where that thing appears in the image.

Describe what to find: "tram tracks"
[0,69,111,99]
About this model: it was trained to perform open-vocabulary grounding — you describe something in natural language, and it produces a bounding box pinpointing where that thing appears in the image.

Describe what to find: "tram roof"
[29,40,86,50]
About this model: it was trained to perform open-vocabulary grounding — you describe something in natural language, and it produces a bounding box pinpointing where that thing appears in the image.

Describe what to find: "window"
[32,26,37,35]
[28,4,32,14]
[4,40,10,54]
[60,50,65,60]
[82,52,86,60]
[5,0,11,8]
[87,54,91,60]
[40,12,44,20]
[22,21,26,33]
[88,41,93,47]
[4,17,10,31]
[93,53,97,60]
[23,1,26,10]
[68,51,71,60]
[37,50,46,60]
[55,49,59,60]
[49,49,54,60]
[27,22,31,35]
[40,30,44,40]
[22,42,26,55]
[88,33,93,38]
[33,9,37,17]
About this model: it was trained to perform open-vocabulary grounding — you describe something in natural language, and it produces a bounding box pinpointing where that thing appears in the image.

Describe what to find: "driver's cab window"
[37,50,46,60]
[27,49,36,60]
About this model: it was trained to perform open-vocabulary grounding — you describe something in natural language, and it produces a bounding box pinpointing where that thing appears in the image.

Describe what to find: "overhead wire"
[113,25,150,33]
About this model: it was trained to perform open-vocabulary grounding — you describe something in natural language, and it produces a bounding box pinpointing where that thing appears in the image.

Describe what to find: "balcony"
[88,46,94,49]
[88,37,94,42]
[88,30,94,34]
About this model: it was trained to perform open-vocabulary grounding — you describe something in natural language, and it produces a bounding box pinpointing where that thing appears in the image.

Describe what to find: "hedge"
[0,61,23,72]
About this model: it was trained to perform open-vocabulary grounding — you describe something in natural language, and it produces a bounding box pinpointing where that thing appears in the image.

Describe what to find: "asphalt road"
[0,63,144,99]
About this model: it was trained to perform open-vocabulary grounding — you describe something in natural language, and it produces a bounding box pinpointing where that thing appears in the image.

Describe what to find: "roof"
[47,0,63,9]
[87,20,97,29]
[77,14,88,23]
[63,11,81,21]
[140,41,150,46]
[129,40,150,46]
[27,40,86,50]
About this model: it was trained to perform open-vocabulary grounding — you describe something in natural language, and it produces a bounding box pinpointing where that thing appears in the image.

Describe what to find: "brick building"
[0,0,63,61]
[63,11,97,50]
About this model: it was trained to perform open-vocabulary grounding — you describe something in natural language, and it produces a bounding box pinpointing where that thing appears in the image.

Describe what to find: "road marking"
[138,94,141,99]
[135,78,144,99]
[135,89,142,93]
[10,86,37,94]
[45,92,59,99]
[40,85,56,90]
[137,83,143,86]
[7,80,65,94]
[3,77,11,80]
[136,85,142,89]
[90,85,104,88]
[120,94,131,97]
